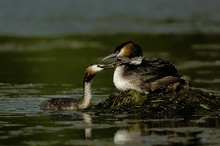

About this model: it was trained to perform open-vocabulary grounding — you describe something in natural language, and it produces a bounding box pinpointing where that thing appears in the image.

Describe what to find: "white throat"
[81,82,92,108]
[113,65,141,91]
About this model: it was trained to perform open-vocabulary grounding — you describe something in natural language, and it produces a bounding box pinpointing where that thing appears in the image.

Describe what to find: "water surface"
[1,0,220,35]
[0,34,220,145]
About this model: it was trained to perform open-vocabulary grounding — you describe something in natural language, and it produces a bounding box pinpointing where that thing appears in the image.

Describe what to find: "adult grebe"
[102,41,189,93]
[40,64,105,110]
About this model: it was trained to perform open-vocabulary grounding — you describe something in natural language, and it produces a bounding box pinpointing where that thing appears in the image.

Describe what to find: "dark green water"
[0,34,220,145]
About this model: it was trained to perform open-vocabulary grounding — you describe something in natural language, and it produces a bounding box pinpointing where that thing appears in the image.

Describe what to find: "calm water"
[0,34,220,145]
[1,0,220,35]
[1,1,220,145]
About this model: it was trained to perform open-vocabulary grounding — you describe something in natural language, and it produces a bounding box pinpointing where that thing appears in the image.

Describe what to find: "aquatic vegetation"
[89,88,220,118]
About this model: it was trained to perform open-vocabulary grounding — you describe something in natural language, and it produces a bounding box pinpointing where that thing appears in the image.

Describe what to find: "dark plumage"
[122,57,180,83]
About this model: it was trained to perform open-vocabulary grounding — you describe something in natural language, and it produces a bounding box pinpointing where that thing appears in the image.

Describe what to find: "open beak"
[97,64,114,69]
[102,53,117,61]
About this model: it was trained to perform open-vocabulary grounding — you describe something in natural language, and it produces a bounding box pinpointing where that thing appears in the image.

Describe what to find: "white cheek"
[91,65,104,72]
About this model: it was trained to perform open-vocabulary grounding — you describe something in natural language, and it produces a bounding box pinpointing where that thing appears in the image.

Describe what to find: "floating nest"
[87,88,220,118]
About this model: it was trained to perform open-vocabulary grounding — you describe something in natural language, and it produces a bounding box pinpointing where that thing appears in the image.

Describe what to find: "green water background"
[1,0,220,145]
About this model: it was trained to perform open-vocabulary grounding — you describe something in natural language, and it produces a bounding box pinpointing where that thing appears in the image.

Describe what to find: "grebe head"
[84,64,104,82]
[102,41,143,60]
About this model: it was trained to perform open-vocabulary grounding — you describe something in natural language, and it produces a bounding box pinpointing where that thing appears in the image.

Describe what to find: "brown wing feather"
[122,57,180,84]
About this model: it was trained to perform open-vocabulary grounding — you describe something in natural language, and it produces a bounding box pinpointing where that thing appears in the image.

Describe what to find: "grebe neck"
[81,81,92,108]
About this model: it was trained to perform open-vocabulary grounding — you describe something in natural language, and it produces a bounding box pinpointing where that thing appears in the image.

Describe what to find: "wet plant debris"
[87,88,220,118]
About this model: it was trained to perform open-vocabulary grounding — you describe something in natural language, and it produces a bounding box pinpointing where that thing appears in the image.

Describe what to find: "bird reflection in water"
[82,113,92,140]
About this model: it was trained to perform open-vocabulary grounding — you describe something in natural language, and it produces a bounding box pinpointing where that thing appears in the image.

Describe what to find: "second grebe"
[102,41,188,93]
[40,64,105,110]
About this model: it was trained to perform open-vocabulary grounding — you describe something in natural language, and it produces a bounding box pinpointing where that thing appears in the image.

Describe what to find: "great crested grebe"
[40,64,105,110]
[102,41,189,93]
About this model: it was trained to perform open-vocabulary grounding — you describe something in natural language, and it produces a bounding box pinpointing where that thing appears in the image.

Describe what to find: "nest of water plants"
[87,88,220,118]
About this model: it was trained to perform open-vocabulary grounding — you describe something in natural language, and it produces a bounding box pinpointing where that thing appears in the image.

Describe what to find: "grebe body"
[103,41,189,93]
[40,64,104,110]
